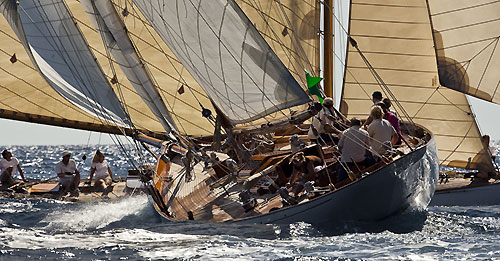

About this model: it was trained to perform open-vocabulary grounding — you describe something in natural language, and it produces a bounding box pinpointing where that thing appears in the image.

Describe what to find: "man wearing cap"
[55,151,80,197]
[307,97,341,144]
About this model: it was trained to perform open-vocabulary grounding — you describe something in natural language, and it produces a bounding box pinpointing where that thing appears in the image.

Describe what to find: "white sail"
[333,0,350,107]
[132,0,311,124]
[81,0,176,133]
[0,0,128,126]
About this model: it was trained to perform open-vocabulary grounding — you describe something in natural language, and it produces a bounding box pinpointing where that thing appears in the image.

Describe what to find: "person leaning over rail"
[367,106,398,157]
[307,97,341,145]
[0,149,26,187]
[337,118,376,183]
[88,150,114,197]
[55,151,80,197]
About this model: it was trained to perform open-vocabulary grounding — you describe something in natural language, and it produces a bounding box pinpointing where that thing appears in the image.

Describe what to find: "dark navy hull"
[152,139,439,225]
[235,139,439,225]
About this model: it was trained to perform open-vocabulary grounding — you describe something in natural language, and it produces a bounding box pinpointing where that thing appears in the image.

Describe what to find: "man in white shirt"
[307,98,341,144]
[0,149,26,186]
[55,151,80,197]
[337,118,375,182]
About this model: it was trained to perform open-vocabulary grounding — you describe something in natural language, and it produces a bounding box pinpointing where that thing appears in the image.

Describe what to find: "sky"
[1,95,499,145]
[0,119,118,145]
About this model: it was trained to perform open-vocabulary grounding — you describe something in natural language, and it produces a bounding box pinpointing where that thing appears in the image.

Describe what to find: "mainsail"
[428,0,500,105]
[340,0,494,172]
[132,0,311,125]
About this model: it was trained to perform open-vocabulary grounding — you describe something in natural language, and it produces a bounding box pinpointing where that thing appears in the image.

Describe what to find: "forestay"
[132,0,311,124]
[428,0,500,105]
[340,0,494,172]
[1,0,129,126]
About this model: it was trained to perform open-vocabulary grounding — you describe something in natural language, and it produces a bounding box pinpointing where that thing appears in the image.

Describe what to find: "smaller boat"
[430,170,500,206]
[0,177,142,203]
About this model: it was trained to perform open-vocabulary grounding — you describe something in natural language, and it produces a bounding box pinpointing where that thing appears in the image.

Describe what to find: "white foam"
[43,195,149,232]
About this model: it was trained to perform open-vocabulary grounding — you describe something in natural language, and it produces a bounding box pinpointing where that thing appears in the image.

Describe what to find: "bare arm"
[289,169,301,184]
[107,166,113,179]
[89,167,95,182]
[17,164,26,182]
[305,161,317,180]
[363,116,373,128]
[391,133,398,146]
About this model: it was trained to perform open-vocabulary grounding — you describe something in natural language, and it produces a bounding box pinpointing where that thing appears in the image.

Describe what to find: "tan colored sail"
[428,0,500,104]
[340,0,494,172]
[69,1,216,136]
[0,0,210,137]
[0,12,108,131]
[0,1,170,136]
[1,0,321,137]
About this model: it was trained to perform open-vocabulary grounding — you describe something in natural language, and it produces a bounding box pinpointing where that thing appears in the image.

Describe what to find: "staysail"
[428,0,500,105]
[236,0,320,87]
[1,0,129,126]
[340,0,494,172]
[81,0,177,133]
[132,0,311,125]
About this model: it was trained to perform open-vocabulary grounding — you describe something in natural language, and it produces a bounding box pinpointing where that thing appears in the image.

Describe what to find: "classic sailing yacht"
[0,0,440,224]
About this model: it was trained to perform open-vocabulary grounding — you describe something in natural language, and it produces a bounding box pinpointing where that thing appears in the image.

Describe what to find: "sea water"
[1,145,500,260]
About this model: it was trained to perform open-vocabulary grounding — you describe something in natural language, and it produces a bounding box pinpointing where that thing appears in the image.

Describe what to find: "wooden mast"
[323,0,333,98]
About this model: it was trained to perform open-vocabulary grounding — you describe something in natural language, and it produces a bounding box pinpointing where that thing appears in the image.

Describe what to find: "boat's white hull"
[152,139,439,225]
[430,182,500,206]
